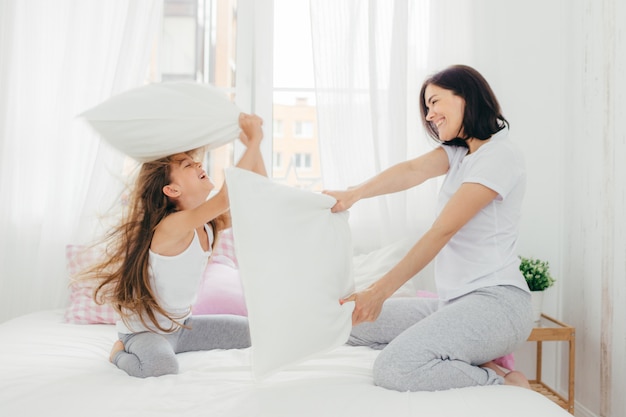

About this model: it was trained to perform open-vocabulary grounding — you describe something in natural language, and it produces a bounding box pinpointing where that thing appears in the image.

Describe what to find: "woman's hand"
[340,286,387,326]
[239,113,263,147]
[323,188,359,213]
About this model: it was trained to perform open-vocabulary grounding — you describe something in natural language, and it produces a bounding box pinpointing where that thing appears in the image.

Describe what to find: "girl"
[325,65,534,391]
[90,113,266,378]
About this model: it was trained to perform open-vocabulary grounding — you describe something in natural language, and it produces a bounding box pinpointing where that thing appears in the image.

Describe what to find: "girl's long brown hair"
[87,151,228,333]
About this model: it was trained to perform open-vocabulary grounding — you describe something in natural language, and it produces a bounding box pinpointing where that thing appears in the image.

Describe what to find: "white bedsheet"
[0,310,572,417]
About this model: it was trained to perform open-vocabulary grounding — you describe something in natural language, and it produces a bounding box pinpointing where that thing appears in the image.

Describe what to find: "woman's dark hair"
[419,65,508,147]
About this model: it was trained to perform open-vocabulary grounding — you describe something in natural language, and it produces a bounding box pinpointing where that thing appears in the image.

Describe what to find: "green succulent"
[519,256,555,291]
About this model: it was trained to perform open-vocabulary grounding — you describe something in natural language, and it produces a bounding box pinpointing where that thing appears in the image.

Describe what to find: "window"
[294,153,312,170]
[160,0,321,190]
[273,152,282,169]
[161,2,197,82]
[162,0,237,89]
[272,0,321,190]
[294,120,313,138]
[161,0,238,189]
[273,119,284,137]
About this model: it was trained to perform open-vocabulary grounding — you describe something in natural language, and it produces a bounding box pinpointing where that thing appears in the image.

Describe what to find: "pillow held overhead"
[225,167,355,379]
[80,82,241,162]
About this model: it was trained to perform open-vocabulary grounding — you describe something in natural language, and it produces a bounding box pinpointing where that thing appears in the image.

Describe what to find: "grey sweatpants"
[112,314,250,378]
[348,285,533,392]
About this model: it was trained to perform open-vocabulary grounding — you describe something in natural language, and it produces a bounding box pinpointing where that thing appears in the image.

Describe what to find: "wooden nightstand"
[526,313,575,414]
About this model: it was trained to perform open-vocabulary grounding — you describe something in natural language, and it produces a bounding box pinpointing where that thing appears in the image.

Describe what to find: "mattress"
[0,310,572,417]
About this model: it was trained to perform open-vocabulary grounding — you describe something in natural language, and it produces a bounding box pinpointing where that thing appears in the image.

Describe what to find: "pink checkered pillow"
[64,245,118,324]
[64,228,243,324]
[212,227,238,268]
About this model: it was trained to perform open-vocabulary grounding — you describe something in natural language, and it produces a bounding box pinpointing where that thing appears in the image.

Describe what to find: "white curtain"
[310,0,440,253]
[0,0,163,323]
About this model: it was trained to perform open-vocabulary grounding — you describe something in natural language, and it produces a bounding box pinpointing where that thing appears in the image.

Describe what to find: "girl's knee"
[149,356,179,377]
[116,337,179,377]
[132,354,179,378]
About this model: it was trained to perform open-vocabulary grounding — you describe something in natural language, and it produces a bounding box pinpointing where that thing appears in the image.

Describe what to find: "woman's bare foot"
[109,340,125,362]
[481,361,531,389]
[503,370,531,389]
[480,360,508,377]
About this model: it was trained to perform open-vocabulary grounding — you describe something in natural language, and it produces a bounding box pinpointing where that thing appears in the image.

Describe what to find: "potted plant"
[519,256,555,322]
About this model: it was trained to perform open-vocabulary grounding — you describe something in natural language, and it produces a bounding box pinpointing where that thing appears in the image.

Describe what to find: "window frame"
[233,0,274,171]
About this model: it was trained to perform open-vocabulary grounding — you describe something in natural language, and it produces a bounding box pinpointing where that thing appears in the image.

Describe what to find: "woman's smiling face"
[424,84,466,142]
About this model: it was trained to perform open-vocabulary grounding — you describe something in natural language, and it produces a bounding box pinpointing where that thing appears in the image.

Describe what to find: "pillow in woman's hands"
[225,167,354,379]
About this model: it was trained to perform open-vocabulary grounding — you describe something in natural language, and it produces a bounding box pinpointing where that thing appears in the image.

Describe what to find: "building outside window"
[273,152,282,169]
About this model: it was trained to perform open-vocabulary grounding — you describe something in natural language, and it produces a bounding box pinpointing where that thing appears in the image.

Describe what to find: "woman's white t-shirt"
[435,128,530,300]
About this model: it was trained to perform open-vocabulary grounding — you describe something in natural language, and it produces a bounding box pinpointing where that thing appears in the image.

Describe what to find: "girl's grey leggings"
[112,315,250,378]
[348,285,533,392]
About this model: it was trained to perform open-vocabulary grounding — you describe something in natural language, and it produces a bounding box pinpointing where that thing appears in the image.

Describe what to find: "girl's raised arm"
[152,114,266,255]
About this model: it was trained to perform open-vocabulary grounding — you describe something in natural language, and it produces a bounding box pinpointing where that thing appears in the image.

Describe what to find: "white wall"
[427,1,625,416]
[427,1,625,415]
[560,1,626,416]
[470,0,568,406]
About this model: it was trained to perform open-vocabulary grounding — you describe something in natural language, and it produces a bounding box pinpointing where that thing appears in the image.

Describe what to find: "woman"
[325,65,533,391]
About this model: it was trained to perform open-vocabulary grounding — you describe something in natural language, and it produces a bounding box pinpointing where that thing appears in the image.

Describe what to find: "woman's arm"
[324,147,449,213]
[344,182,498,325]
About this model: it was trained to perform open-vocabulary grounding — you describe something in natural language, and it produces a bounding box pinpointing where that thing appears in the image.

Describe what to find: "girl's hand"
[322,188,359,213]
[239,113,263,147]
[340,286,386,326]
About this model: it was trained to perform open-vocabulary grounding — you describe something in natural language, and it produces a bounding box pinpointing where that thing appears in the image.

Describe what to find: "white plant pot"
[530,291,544,322]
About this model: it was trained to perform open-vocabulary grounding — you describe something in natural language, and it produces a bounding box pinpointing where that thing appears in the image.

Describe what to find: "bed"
[0,228,570,417]
[0,308,572,417]
[0,170,571,417]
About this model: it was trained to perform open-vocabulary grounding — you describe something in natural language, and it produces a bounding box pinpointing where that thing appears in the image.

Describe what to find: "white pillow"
[224,167,355,379]
[80,82,241,162]
[353,237,437,295]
